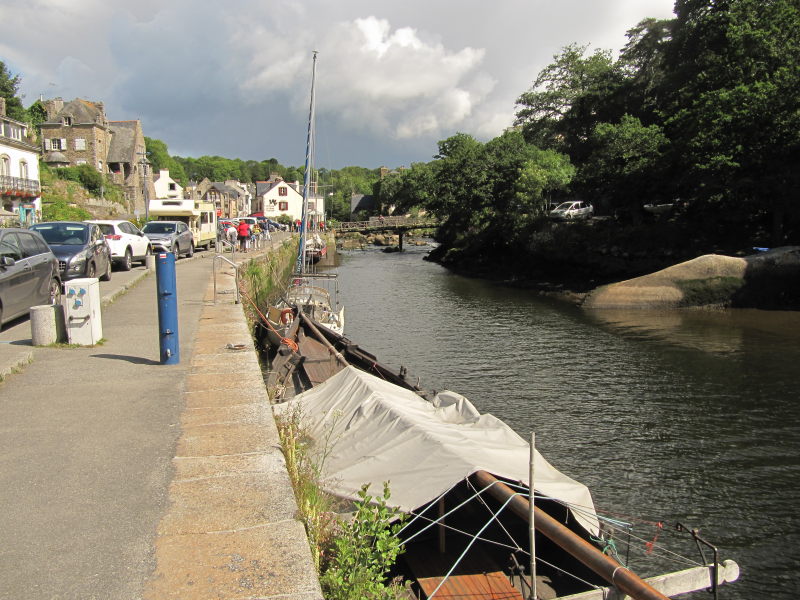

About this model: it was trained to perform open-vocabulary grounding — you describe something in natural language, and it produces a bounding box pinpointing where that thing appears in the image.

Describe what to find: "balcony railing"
[0,175,41,197]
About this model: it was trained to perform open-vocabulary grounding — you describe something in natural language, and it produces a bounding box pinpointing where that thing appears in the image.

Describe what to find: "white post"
[529,432,537,600]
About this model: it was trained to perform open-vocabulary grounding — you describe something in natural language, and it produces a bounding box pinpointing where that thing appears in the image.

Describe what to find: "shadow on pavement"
[90,353,161,365]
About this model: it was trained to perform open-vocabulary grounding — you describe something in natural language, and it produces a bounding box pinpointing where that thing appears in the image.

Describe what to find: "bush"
[54,164,103,195]
[42,199,92,222]
[320,483,406,600]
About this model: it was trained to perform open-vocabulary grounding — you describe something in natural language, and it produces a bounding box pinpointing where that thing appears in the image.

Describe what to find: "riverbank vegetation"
[374,0,799,285]
[241,249,407,599]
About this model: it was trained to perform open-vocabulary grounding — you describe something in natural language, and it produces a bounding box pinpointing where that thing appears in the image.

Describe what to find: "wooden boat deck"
[404,545,522,600]
[297,332,345,386]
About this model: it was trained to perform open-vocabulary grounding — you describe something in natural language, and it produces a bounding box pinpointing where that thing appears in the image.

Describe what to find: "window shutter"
[61,138,67,148]
[44,139,51,150]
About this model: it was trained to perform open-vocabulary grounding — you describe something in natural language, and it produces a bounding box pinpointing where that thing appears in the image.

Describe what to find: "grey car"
[142,220,194,259]
[0,228,62,327]
[30,221,113,282]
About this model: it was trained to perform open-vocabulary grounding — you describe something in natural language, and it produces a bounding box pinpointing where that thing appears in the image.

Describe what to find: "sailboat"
[261,52,344,350]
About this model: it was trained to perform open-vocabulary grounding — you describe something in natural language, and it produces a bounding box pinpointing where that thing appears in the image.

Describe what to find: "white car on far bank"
[87,219,152,271]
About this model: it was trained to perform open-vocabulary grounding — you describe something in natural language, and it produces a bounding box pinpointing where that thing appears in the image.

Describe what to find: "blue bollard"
[155,252,180,364]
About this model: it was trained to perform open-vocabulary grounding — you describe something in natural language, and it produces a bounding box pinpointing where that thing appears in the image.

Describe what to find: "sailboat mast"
[296,50,318,276]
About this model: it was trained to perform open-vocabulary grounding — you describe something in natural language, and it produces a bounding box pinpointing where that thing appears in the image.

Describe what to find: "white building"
[0,99,41,225]
[152,169,183,199]
[254,178,324,227]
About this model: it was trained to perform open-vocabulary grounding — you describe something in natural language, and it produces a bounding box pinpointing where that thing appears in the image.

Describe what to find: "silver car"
[141,220,194,259]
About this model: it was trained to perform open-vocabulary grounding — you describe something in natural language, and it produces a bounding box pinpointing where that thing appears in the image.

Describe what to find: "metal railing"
[0,175,40,197]
[213,253,240,305]
[335,217,438,232]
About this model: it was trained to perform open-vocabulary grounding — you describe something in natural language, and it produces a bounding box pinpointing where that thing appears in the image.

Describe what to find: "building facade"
[0,98,41,225]
[39,98,150,214]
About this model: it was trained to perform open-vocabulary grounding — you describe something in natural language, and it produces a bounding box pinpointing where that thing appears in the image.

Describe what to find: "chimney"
[44,97,65,120]
[0,97,6,117]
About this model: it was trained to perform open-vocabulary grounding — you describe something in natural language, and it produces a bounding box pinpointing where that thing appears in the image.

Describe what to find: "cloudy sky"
[2,0,675,169]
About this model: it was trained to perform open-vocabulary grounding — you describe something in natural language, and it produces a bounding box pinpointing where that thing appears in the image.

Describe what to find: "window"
[18,232,44,258]
[63,116,73,126]
[278,186,288,196]
[47,138,65,150]
[168,183,176,191]
[0,232,23,261]
[74,138,86,150]
[308,201,315,211]
[76,160,87,165]
[19,160,28,179]
[278,201,288,211]
[1,155,10,176]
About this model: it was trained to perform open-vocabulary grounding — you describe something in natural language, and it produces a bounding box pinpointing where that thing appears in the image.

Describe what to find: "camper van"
[148,198,217,250]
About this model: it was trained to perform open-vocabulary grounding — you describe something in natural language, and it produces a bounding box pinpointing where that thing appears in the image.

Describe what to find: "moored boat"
[261,314,739,600]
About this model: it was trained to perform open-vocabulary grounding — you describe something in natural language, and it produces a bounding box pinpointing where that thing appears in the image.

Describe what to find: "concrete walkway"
[0,237,321,600]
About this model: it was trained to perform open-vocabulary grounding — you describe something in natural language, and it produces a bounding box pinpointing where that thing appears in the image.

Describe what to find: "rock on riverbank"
[583,246,800,310]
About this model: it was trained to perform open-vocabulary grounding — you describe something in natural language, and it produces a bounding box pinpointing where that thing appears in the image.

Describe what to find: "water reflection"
[586,308,800,356]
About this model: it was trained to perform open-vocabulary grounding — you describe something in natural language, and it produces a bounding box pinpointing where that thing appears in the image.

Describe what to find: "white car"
[86,219,152,271]
[549,201,594,221]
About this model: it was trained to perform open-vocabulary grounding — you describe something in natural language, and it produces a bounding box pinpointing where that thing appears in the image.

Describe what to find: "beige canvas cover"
[275,366,599,534]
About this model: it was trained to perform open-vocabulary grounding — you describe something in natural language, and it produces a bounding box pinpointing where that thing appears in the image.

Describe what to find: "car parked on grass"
[87,219,152,270]
[0,228,62,327]
[30,221,112,283]
[141,220,194,259]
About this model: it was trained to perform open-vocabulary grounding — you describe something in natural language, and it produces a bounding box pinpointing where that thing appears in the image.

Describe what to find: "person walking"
[237,219,251,252]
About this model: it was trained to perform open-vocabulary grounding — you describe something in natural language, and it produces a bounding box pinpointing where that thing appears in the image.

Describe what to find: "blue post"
[155,252,180,364]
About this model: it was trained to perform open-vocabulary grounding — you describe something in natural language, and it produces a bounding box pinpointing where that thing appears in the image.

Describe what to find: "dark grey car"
[142,220,194,259]
[30,221,113,282]
[0,228,62,327]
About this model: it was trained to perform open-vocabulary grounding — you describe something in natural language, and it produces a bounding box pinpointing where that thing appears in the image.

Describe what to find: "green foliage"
[0,61,27,121]
[320,483,406,600]
[578,114,668,215]
[52,164,107,196]
[42,199,92,222]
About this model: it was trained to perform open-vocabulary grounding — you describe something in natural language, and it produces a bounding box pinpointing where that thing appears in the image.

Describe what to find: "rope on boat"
[425,492,524,600]
[238,285,299,352]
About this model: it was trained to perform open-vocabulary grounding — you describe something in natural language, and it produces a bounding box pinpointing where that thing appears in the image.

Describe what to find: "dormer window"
[63,116,73,126]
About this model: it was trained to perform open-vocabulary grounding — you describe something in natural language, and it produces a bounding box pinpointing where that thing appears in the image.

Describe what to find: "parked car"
[29,221,112,282]
[87,219,152,270]
[142,220,194,258]
[549,200,594,221]
[0,228,62,327]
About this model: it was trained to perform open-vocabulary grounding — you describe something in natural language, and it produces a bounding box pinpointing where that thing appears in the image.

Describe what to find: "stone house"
[0,98,41,225]
[40,98,151,214]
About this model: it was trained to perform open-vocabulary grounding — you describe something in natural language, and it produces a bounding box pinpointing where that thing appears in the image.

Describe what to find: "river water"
[325,243,800,599]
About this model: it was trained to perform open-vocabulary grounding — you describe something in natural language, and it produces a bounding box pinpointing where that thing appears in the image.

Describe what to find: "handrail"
[213,254,240,304]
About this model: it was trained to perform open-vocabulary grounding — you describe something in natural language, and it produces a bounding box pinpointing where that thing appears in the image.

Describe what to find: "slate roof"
[107,121,139,164]
[43,98,104,126]
[209,182,241,197]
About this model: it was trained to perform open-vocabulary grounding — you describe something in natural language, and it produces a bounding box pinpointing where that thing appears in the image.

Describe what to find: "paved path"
[0,236,321,600]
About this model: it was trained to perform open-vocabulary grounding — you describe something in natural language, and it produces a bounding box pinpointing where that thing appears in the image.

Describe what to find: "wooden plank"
[297,334,344,385]
[405,546,522,600]
[556,560,740,600]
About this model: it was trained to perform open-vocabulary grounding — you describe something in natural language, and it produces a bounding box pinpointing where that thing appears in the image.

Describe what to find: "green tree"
[515,44,618,159]
[0,61,27,121]
[661,0,800,243]
[578,115,668,218]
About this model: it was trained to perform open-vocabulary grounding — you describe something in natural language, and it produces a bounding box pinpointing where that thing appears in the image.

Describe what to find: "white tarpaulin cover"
[275,366,599,534]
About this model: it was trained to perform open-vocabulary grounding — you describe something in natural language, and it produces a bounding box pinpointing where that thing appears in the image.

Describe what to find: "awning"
[275,366,599,534]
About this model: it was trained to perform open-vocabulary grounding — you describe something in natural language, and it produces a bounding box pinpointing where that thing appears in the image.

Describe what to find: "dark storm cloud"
[2,0,676,168]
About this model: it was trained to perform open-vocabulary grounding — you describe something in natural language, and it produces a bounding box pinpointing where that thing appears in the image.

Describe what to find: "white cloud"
[237,15,492,141]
